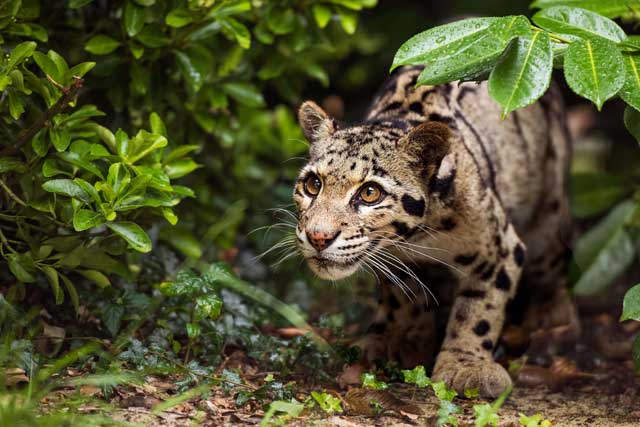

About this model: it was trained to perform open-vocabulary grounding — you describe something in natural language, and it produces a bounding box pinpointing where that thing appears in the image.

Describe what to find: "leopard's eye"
[304,174,322,196]
[359,183,384,204]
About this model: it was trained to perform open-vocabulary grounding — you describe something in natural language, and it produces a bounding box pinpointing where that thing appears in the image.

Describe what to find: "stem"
[0,228,17,254]
[0,179,27,207]
[0,77,84,157]
[530,25,572,44]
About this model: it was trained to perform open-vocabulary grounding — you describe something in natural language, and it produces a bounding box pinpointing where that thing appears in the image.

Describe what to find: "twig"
[0,178,27,206]
[0,77,84,156]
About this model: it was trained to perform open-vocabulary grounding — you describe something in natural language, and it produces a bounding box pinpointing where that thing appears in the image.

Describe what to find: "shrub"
[0,0,376,310]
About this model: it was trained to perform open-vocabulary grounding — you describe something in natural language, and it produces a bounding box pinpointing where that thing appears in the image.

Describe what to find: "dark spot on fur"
[392,220,413,237]
[485,303,495,310]
[473,320,490,336]
[411,306,421,317]
[401,194,425,217]
[440,217,456,231]
[409,102,423,114]
[473,261,488,275]
[388,293,401,310]
[387,311,395,322]
[513,244,525,266]
[459,289,486,299]
[495,267,511,291]
[482,339,493,350]
[455,309,467,322]
[480,264,495,281]
[350,162,356,170]
[454,253,478,265]
[450,331,459,339]
[428,169,455,197]
[549,200,560,212]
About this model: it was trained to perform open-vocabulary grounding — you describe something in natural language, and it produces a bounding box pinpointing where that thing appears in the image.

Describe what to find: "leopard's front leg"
[433,220,525,398]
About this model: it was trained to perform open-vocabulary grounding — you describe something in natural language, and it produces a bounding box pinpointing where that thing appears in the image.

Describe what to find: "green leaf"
[135,25,170,47]
[573,200,638,295]
[394,16,531,85]
[49,127,71,152]
[7,41,36,70]
[166,8,193,28]
[267,7,296,35]
[124,0,145,37]
[392,17,496,69]
[67,62,95,80]
[41,266,63,304]
[85,34,121,55]
[73,209,106,231]
[47,50,69,83]
[74,178,101,205]
[186,322,201,339]
[57,152,105,179]
[625,105,640,142]
[163,144,199,164]
[78,269,111,288]
[361,372,388,390]
[222,82,265,107]
[33,52,65,84]
[432,381,457,401]
[531,6,626,42]
[312,4,332,28]
[339,10,358,34]
[402,365,431,388]
[194,294,223,321]
[165,158,201,179]
[102,304,124,336]
[159,228,202,258]
[42,179,91,203]
[121,130,168,164]
[106,222,152,253]
[149,112,167,137]
[621,284,640,321]
[261,401,304,426]
[106,163,131,196]
[310,391,343,413]
[0,157,26,174]
[570,172,628,218]
[488,31,553,116]
[8,90,24,120]
[219,17,251,49]
[161,207,178,225]
[620,54,640,112]
[175,51,203,93]
[59,273,80,314]
[8,253,37,283]
[563,38,624,110]
[531,0,640,19]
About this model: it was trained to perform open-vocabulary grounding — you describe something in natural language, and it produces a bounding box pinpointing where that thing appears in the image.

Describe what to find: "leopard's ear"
[298,101,336,143]
[401,121,452,166]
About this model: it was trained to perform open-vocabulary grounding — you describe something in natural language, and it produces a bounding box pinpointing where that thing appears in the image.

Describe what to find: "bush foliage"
[0,0,376,309]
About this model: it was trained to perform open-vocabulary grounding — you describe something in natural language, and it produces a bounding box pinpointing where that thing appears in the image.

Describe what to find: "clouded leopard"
[292,66,579,398]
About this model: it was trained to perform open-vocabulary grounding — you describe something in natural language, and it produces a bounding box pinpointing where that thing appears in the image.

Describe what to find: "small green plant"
[402,364,431,387]
[473,386,512,427]
[520,413,553,427]
[401,365,461,426]
[621,283,640,369]
[310,390,343,414]
[260,400,305,427]
[361,372,389,390]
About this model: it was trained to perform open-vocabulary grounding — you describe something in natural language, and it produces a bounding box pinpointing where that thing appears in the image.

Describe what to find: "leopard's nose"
[306,230,340,252]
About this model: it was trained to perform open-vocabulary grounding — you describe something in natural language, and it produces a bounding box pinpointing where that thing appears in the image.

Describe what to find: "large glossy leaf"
[563,38,624,110]
[392,17,498,69]
[222,82,265,107]
[7,41,36,70]
[7,253,37,283]
[122,130,168,164]
[531,0,640,19]
[620,53,640,112]
[175,51,203,94]
[625,106,640,143]
[42,179,91,203]
[41,266,63,304]
[0,157,26,174]
[414,16,532,86]
[106,222,152,253]
[73,209,105,231]
[573,199,638,295]
[532,6,626,42]
[488,31,553,116]
[57,152,104,179]
[621,284,640,321]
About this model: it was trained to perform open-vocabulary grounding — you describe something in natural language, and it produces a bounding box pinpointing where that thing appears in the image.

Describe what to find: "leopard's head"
[293,101,455,280]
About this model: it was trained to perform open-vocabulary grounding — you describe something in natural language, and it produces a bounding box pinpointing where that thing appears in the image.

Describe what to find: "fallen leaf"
[344,388,422,417]
[338,363,366,389]
[5,368,29,387]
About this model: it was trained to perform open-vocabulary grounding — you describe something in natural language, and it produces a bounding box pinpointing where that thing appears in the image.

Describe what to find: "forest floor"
[33,306,640,427]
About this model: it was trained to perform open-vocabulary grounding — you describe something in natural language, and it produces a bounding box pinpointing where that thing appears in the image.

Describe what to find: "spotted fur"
[292,66,579,398]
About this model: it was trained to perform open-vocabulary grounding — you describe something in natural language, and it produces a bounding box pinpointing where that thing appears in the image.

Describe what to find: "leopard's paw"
[433,351,512,399]
[351,334,387,363]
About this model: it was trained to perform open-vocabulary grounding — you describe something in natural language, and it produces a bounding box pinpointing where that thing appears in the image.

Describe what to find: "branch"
[0,77,84,157]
